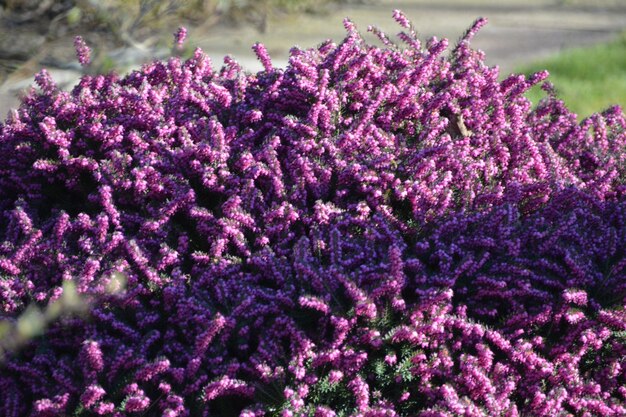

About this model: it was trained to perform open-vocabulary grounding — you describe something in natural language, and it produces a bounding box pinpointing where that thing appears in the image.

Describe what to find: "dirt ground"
[1,0,626,118]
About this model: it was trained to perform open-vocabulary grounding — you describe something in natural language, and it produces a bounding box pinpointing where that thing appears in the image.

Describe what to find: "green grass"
[516,31,626,120]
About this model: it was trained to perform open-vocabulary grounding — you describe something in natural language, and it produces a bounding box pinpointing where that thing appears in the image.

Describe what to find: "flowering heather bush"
[0,11,625,417]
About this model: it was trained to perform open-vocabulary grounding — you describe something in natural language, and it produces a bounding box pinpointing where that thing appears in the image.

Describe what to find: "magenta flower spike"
[73,35,92,67]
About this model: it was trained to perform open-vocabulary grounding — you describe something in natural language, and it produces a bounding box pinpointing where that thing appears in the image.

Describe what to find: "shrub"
[0,11,624,417]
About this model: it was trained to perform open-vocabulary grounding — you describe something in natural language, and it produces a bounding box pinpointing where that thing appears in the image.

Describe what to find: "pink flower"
[174,27,187,48]
[74,36,91,66]
[80,385,106,408]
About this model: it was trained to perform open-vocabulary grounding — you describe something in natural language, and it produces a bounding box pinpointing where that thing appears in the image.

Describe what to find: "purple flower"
[73,36,91,66]
[174,27,187,48]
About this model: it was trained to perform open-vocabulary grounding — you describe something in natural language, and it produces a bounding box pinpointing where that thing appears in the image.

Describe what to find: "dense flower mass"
[0,10,625,417]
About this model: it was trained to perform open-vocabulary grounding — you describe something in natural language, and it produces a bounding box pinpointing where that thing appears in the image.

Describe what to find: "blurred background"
[0,0,625,119]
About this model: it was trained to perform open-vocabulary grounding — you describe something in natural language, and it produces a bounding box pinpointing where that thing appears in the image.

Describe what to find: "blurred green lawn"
[517,31,626,120]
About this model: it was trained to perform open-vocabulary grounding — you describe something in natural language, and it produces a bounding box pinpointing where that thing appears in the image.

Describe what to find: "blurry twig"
[5,0,55,23]
[0,271,127,363]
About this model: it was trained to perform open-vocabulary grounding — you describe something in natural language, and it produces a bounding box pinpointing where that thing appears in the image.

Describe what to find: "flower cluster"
[0,10,624,417]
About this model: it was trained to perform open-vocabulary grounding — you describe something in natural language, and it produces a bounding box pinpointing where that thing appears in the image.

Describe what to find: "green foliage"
[305,374,355,416]
[518,31,626,120]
